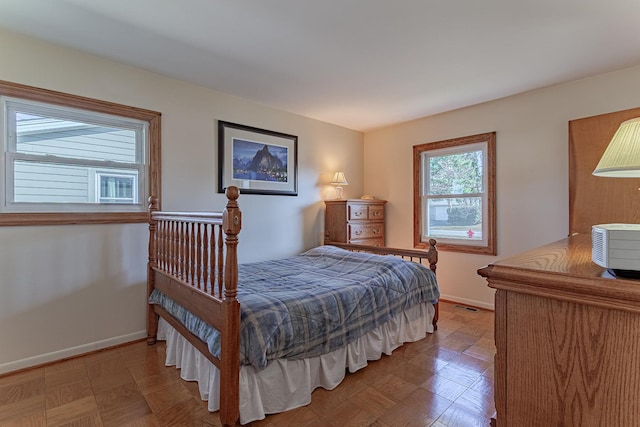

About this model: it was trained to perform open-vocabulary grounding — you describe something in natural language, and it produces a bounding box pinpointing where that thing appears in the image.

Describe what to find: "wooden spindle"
[162,221,167,272]
[214,225,216,295]
[167,221,172,272]
[157,220,163,270]
[183,222,189,284]
[203,224,209,291]
[167,221,172,275]
[155,220,162,270]
[168,221,172,271]
[174,221,180,276]
[163,221,168,274]
[190,222,196,287]
[196,223,202,287]
[178,221,183,278]
[217,224,224,297]
[168,221,172,272]
[175,221,180,278]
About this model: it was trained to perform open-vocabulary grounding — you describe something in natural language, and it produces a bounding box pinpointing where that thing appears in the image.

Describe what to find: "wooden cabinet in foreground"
[324,199,386,247]
[478,234,640,427]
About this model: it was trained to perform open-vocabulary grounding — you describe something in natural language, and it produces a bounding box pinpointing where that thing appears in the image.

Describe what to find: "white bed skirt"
[157,301,435,424]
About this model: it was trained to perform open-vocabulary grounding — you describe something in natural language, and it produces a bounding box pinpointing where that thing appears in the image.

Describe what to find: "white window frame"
[413,132,496,255]
[95,171,138,204]
[1,97,147,213]
[0,79,161,226]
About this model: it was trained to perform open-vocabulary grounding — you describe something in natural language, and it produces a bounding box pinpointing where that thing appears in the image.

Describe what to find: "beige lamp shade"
[593,117,640,177]
[330,171,349,185]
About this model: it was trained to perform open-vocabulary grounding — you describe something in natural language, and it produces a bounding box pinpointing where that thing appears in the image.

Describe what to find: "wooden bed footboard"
[147,186,242,426]
[327,240,440,330]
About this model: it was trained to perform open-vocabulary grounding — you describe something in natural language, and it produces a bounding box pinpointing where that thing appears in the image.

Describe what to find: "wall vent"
[454,304,478,312]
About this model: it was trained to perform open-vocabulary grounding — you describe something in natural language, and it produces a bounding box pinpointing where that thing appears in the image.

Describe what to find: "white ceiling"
[1,0,640,131]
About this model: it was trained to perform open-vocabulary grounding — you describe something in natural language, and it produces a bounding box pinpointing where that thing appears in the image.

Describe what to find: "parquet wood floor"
[0,301,494,426]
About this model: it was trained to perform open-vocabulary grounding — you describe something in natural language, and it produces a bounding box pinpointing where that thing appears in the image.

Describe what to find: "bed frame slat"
[153,305,221,369]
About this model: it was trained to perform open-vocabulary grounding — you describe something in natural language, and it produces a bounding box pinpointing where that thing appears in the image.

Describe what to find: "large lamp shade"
[593,117,640,177]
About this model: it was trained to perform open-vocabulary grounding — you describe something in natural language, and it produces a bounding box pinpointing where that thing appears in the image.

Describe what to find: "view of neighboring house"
[13,110,142,205]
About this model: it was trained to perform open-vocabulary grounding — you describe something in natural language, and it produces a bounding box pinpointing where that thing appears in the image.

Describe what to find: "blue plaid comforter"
[149,245,439,370]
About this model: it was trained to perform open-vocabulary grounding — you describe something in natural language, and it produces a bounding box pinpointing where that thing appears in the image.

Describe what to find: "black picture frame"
[218,121,298,196]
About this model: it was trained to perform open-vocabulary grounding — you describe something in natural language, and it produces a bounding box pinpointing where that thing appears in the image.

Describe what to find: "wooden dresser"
[324,199,386,247]
[478,234,640,427]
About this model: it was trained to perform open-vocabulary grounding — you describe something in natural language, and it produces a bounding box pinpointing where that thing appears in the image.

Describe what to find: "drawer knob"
[373,228,380,234]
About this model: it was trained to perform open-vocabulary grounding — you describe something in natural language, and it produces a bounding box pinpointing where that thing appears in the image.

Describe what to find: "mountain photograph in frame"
[218,120,298,196]
[231,139,288,183]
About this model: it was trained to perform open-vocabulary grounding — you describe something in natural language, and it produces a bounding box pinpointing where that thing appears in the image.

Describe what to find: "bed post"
[147,196,160,345]
[426,238,439,330]
[220,186,242,427]
[426,238,438,274]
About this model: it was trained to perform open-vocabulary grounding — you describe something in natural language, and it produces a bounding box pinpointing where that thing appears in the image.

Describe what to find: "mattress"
[150,245,440,370]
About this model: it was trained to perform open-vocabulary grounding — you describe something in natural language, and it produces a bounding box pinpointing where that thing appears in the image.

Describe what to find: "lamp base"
[335,186,344,199]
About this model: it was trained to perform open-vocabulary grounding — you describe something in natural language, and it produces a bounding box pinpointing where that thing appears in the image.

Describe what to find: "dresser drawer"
[348,204,385,220]
[368,205,384,220]
[349,223,384,240]
[350,237,385,247]
[348,205,368,220]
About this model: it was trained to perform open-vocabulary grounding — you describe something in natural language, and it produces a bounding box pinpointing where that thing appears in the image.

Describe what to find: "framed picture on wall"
[218,121,298,196]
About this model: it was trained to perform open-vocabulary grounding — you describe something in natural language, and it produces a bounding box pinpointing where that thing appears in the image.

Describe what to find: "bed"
[146,186,440,425]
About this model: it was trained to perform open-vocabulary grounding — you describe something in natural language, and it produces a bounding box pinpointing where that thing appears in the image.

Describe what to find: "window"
[414,132,496,255]
[96,172,137,204]
[0,80,161,226]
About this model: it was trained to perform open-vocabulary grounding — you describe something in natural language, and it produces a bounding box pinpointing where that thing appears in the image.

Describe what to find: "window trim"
[0,79,161,226]
[413,132,496,255]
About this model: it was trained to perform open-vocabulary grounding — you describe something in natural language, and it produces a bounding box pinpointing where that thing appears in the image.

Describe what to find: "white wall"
[0,29,364,373]
[364,64,640,309]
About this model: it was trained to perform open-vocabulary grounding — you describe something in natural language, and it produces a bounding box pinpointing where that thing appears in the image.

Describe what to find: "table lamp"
[592,117,640,277]
[330,171,348,199]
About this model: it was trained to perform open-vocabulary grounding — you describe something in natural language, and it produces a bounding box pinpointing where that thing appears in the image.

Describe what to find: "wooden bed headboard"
[569,106,640,234]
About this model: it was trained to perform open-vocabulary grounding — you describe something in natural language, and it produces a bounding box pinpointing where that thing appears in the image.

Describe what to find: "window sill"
[0,212,149,226]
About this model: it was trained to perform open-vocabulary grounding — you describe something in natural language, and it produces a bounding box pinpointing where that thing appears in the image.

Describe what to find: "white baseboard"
[0,298,493,376]
[439,294,494,311]
[0,330,147,375]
